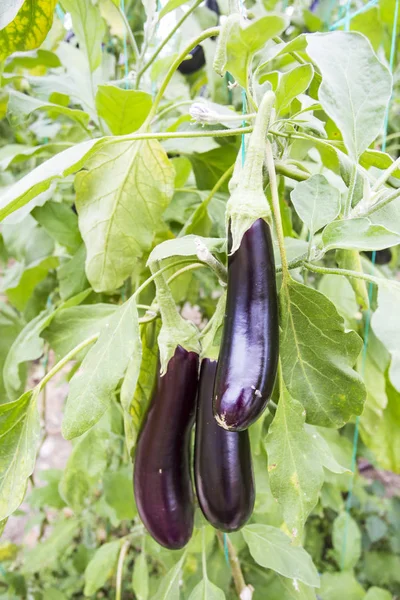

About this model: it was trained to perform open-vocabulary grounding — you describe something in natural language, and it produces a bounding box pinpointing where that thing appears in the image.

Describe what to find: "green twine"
[56,4,65,21]
[223,533,230,566]
[329,0,379,30]
[340,0,399,571]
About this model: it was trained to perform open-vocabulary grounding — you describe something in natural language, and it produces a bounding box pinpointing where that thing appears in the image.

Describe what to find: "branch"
[116,540,130,600]
[217,532,253,600]
[303,261,384,286]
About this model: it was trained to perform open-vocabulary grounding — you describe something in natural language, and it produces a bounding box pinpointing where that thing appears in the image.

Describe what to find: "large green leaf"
[306,31,392,159]
[57,245,89,301]
[364,588,392,600]
[7,89,90,128]
[84,540,121,596]
[32,202,82,253]
[220,15,288,87]
[59,424,110,512]
[132,552,149,600]
[322,218,400,252]
[371,282,400,392]
[42,304,117,360]
[62,0,105,72]
[319,572,364,600]
[188,579,226,600]
[23,518,80,572]
[242,524,319,587]
[332,512,361,570]
[62,296,140,439]
[265,382,324,538]
[103,467,136,520]
[0,138,105,222]
[291,175,340,235]
[0,391,40,521]
[275,64,314,116]
[95,85,152,135]
[280,278,365,427]
[121,321,159,456]
[0,302,24,402]
[148,236,225,264]
[0,0,57,61]
[0,0,24,29]
[76,139,174,292]
[153,554,186,600]
[3,256,59,311]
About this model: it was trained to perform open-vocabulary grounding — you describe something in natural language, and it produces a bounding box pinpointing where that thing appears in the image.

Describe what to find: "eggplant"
[178,46,206,75]
[177,0,219,74]
[213,218,279,431]
[134,346,199,549]
[195,359,255,531]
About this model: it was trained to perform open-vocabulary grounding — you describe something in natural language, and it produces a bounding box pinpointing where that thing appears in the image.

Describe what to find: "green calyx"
[227,90,275,254]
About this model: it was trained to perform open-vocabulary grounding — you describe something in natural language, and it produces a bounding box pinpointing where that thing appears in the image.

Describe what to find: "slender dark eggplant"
[213,218,279,431]
[134,346,199,550]
[195,359,255,531]
[177,0,219,74]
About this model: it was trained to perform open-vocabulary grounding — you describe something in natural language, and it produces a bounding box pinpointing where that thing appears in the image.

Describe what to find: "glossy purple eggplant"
[177,0,218,74]
[134,346,199,550]
[213,218,279,431]
[195,359,255,531]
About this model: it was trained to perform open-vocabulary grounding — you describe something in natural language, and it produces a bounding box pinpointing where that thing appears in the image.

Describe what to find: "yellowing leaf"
[76,140,174,292]
[0,0,57,61]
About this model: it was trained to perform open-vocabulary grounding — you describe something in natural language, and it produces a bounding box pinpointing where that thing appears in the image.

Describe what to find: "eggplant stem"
[116,540,130,600]
[216,532,253,599]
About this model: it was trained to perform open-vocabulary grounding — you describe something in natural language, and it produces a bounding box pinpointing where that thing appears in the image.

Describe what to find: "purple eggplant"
[195,359,255,531]
[134,346,199,549]
[213,219,279,431]
[177,0,219,74]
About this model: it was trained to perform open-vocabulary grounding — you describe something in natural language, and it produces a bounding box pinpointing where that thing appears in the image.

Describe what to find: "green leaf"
[62,0,105,72]
[322,218,400,252]
[3,256,59,312]
[275,64,314,116]
[266,383,324,538]
[7,89,90,128]
[306,32,392,159]
[365,516,388,544]
[319,572,364,600]
[0,0,57,61]
[266,575,317,599]
[188,579,226,600]
[103,467,136,520]
[153,554,186,600]
[43,303,117,360]
[0,1,25,29]
[62,296,140,439]
[350,7,383,51]
[57,244,89,301]
[24,518,80,572]
[0,391,40,520]
[222,15,288,87]
[132,552,149,600]
[148,236,225,264]
[189,146,237,192]
[121,321,159,456]
[0,142,71,172]
[96,85,152,135]
[159,0,187,18]
[242,525,320,587]
[359,375,400,473]
[32,202,82,252]
[29,469,66,510]
[304,426,350,474]
[290,175,340,235]
[76,139,174,292]
[59,424,109,512]
[0,138,105,222]
[332,512,361,570]
[280,278,365,427]
[0,302,24,402]
[371,282,400,392]
[318,275,359,327]
[84,540,121,596]
[364,587,392,600]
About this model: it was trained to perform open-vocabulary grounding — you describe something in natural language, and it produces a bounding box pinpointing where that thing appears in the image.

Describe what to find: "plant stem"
[181,164,235,235]
[371,155,400,191]
[202,528,208,579]
[166,262,205,284]
[274,160,310,182]
[265,139,289,281]
[153,100,195,123]
[121,125,254,142]
[145,26,220,122]
[216,532,252,599]
[116,540,130,600]
[362,187,400,216]
[133,258,198,298]
[303,261,384,286]
[136,0,203,87]
[345,164,358,217]
[195,240,228,283]
[37,334,99,392]
[119,6,140,61]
